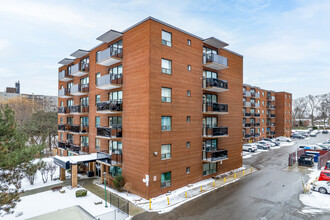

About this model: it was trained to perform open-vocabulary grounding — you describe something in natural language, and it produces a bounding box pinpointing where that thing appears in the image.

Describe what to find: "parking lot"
[134,132,330,220]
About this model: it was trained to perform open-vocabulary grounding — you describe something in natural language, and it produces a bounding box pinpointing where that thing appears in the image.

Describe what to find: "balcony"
[96,73,123,90]
[69,145,81,153]
[97,126,122,139]
[96,101,122,114]
[243,101,251,107]
[267,122,275,127]
[58,106,71,114]
[251,123,260,127]
[58,141,67,149]
[97,48,123,66]
[69,105,89,115]
[202,78,228,93]
[267,105,276,109]
[267,131,276,135]
[58,124,66,131]
[202,103,228,115]
[69,63,89,77]
[243,91,251,97]
[251,92,260,98]
[70,83,89,96]
[203,126,228,138]
[251,103,260,108]
[69,125,89,133]
[253,133,260,137]
[252,113,260,117]
[58,88,72,98]
[202,149,228,163]
[243,123,251,128]
[244,112,251,117]
[58,70,72,81]
[267,96,275,101]
[203,53,228,70]
[109,152,122,166]
[244,134,251,139]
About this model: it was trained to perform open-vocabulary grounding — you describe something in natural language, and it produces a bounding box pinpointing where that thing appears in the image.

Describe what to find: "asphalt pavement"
[133,133,330,220]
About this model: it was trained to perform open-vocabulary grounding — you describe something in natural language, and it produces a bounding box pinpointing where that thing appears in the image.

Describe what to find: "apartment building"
[243,84,292,143]
[55,17,243,199]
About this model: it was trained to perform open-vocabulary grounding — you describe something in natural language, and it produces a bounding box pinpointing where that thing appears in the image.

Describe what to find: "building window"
[80,76,89,85]
[262,119,265,124]
[60,132,63,141]
[186,167,190,174]
[262,128,264,133]
[81,136,89,147]
[203,163,216,176]
[186,142,190,148]
[95,116,100,127]
[95,72,101,84]
[67,99,74,106]
[60,117,63,124]
[262,101,265,106]
[95,138,100,150]
[262,110,265,115]
[161,30,172,47]
[187,65,191,71]
[161,144,171,159]
[80,97,89,107]
[96,95,100,105]
[161,116,171,131]
[161,59,172,74]
[187,116,191,123]
[109,140,122,154]
[109,90,123,101]
[187,90,191,97]
[60,101,63,107]
[81,116,89,127]
[187,39,191,46]
[161,171,171,188]
[161,87,171,102]
[262,92,265,97]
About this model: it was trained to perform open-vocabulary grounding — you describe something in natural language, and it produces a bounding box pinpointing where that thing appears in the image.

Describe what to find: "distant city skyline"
[0,0,329,98]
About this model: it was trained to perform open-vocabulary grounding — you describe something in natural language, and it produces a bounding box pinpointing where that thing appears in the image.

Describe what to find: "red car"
[319,170,330,181]
[325,161,330,170]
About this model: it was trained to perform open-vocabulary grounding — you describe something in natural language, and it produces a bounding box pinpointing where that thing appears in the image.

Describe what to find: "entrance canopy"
[54,152,110,169]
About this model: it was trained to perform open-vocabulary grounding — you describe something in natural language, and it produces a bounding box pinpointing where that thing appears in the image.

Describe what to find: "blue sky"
[0,0,329,98]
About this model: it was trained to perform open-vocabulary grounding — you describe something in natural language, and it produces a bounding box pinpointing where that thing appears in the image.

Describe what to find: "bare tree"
[292,97,308,127]
[306,95,321,126]
[48,163,57,181]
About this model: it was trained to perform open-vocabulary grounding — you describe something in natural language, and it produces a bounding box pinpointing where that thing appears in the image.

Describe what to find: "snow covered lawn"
[243,141,295,159]
[1,187,114,219]
[299,167,330,214]
[21,157,64,191]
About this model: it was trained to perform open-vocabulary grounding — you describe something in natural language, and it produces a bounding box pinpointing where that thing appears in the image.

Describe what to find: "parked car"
[311,181,330,194]
[298,155,314,167]
[291,133,305,139]
[324,140,330,145]
[322,130,329,134]
[317,144,330,150]
[318,170,330,181]
[257,143,270,150]
[258,141,275,147]
[310,131,317,137]
[276,136,293,142]
[243,144,258,152]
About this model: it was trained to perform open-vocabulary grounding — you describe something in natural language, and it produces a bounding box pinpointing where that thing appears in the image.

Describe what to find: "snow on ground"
[1,187,114,219]
[95,167,245,213]
[20,157,64,191]
[299,167,330,214]
[242,141,295,159]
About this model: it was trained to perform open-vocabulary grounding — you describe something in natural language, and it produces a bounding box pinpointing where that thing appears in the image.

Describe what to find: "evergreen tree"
[0,105,44,214]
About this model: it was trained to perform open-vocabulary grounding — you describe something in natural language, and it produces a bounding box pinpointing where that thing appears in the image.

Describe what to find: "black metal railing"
[97,126,122,138]
[96,100,123,112]
[203,149,228,162]
[244,113,251,117]
[203,78,228,90]
[244,123,251,127]
[203,126,228,137]
[203,103,228,113]
[58,124,66,131]
[70,125,80,133]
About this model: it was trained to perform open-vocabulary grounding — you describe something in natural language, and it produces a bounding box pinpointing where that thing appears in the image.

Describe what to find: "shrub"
[113,175,124,191]
[75,189,87,197]
[312,126,317,130]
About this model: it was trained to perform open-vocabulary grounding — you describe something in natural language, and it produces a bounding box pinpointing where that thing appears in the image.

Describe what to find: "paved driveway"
[133,133,330,220]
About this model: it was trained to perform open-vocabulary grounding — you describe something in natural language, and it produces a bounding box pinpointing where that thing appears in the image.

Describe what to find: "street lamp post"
[104,172,108,208]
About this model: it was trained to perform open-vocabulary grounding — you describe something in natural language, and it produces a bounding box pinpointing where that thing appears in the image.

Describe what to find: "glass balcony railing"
[58,70,72,81]
[243,91,251,97]
[97,48,123,66]
[203,126,228,137]
[203,103,228,114]
[202,78,228,92]
[251,92,260,98]
[202,149,228,163]
[251,103,260,108]
[70,83,89,95]
[58,88,71,97]
[203,53,228,70]
[96,73,123,90]
[243,101,251,107]
[69,63,89,76]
